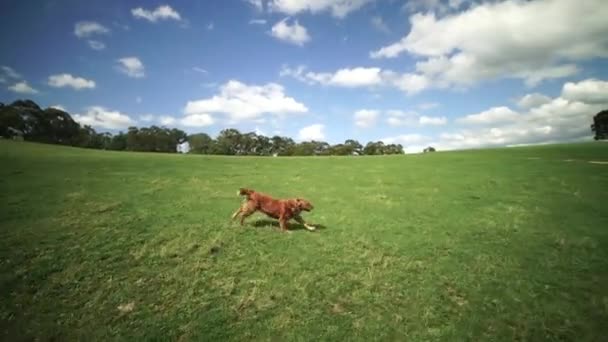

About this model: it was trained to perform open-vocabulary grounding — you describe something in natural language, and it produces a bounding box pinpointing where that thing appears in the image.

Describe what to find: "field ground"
[1,140,608,340]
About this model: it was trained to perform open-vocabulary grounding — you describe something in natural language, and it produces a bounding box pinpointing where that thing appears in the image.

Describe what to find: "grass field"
[1,140,608,341]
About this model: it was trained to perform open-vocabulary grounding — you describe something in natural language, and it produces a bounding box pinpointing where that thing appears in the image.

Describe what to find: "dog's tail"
[237,188,254,197]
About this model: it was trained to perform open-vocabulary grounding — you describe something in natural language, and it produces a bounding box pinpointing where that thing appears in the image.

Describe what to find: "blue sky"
[1,0,608,152]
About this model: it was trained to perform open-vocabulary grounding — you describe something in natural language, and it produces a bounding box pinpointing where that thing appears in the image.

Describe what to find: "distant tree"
[214,128,242,155]
[188,133,214,154]
[363,141,385,155]
[592,110,608,140]
[270,135,295,156]
[423,146,436,153]
[109,132,127,150]
[344,139,363,155]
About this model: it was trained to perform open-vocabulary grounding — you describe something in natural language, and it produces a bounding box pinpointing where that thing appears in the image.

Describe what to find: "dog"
[231,188,316,232]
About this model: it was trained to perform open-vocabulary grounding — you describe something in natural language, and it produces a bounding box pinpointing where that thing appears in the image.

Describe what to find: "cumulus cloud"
[419,115,447,125]
[184,80,307,123]
[48,74,96,90]
[159,116,176,126]
[73,106,135,129]
[458,106,520,125]
[371,0,608,90]
[386,110,446,126]
[561,78,608,104]
[139,114,154,122]
[298,124,325,141]
[180,114,215,127]
[403,0,469,15]
[354,109,379,128]
[280,65,430,94]
[8,81,38,94]
[270,18,310,46]
[116,57,145,78]
[268,0,372,18]
[388,78,608,153]
[131,5,182,22]
[517,93,552,109]
[74,21,109,38]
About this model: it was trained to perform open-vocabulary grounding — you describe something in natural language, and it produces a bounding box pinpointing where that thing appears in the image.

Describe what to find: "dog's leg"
[231,207,242,220]
[295,215,316,231]
[278,216,291,233]
[239,202,256,226]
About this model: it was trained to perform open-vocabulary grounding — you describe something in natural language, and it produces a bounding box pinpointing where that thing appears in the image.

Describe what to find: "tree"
[188,133,214,154]
[214,128,242,155]
[592,110,608,140]
[344,139,363,155]
[109,132,127,150]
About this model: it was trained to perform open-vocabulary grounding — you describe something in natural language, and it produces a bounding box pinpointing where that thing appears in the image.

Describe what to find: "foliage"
[591,110,608,140]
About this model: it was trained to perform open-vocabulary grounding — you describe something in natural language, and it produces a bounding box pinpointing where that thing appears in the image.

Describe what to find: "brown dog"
[231,188,316,232]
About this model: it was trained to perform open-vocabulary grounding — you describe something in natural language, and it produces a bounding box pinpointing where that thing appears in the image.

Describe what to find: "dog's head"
[295,198,314,212]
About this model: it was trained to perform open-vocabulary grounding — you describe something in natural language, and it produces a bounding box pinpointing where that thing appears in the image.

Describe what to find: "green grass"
[1,140,608,341]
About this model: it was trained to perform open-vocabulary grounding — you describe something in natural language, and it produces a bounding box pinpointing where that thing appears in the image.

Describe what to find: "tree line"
[0,99,404,155]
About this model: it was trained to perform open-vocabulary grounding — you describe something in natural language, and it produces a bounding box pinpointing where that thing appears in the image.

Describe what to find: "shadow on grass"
[250,219,327,232]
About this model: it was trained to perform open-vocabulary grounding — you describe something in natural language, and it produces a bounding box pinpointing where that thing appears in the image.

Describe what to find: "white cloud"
[50,105,66,111]
[268,0,372,18]
[8,81,38,94]
[74,21,109,38]
[372,0,608,90]
[517,93,552,109]
[139,114,154,122]
[87,40,105,50]
[458,106,520,125]
[561,78,608,104]
[388,72,431,94]
[73,106,135,129]
[159,116,176,126]
[397,78,608,153]
[249,19,267,25]
[270,18,310,46]
[419,115,447,125]
[280,65,430,94]
[180,114,215,127]
[386,110,419,127]
[403,0,468,15]
[116,57,145,78]
[1,66,21,81]
[385,110,446,126]
[371,16,390,33]
[48,74,96,90]
[184,80,307,123]
[382,133,429,145]
[245,0,264,11]
[131,5,182,22]
[193,67,208,74]
[136,96,143,104]
[354,109,379,128]
[298,124,325,141]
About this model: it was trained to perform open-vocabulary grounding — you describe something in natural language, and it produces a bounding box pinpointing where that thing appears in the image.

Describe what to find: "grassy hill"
[1,140,607,340]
